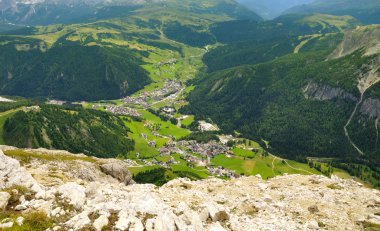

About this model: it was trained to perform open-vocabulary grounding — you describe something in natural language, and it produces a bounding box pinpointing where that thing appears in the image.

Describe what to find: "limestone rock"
[209,222,227,231]
[16,217,24,226]
[201,203,230,222]
[307,220,319,230]
[14,204,28,211]
[65,211,91,230]
[0,192,10,210]
[100,162,134,185]
[57,182,86,209]
[0,150,42,193]
[93,215,108,231]
[1,146,379,231]
[0,219,13,229]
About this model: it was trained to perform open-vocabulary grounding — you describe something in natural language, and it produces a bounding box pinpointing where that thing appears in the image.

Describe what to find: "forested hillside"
[3,105,134,158]
[0,37,150,101]
[186,25,380,167]
[204,14,359,72]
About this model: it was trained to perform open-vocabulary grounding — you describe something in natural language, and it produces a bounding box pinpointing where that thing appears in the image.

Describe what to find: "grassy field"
[180,115,195,127]
[171,153,210,178]
[139,110,190,139]
[3,149,96,163]
[212,153,321,179]
[232,147,256,158]
[128,165,161,175]
[122,110,190,158]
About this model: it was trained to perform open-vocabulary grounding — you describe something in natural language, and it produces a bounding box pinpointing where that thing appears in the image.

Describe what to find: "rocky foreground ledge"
[0,148,379,231]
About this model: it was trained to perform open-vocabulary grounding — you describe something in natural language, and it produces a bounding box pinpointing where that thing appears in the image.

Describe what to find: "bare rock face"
[57,182,86,210]
[303,81,357,101]
[0,147,379,231]
[360,98,380,119]
[0,150,42,193]
[100,162,134,185]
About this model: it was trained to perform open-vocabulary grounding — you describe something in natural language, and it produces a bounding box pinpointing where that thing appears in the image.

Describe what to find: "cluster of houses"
[207,166,237,178]
[182,154,208,167]
[106,105,142,117]
[156,58,178,67]
[23,105,40,112]
[160,106,176,116]
[47,100,66,105]
[123,159,138,166]
[122,80,181,107]
[123,93,149,108]
[177,140,231,158]
[151,157,178,168]
[150,80,181,101]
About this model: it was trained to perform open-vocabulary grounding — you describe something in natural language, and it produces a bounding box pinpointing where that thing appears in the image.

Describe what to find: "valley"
[0,0,379,188]
[1,0,380,230]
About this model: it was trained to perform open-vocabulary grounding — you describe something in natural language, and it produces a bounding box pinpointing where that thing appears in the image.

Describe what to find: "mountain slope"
[3,105,134,158]
[186,25,380,166]
[286,0,380,24]
[0,36,150,101]
[204,14,360,72]
[0,0,262,101]
[0,0,261,26]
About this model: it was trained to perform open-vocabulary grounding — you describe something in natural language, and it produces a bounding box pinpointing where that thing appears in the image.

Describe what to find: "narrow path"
[343,93,365,155]
[271,156,277,175]
[269,153,314,175]
[344,68,380,155]
[376,119,379,147]
[283,160,314,175]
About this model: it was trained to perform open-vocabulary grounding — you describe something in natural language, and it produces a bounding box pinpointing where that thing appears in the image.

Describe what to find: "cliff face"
[303,81,357,101]
[0,147,379,231]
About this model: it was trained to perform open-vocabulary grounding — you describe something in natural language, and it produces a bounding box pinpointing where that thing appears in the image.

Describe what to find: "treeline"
[3,105,134,158]
[180,131,220,143]
[0,98,34,112]
[331,161,380,188]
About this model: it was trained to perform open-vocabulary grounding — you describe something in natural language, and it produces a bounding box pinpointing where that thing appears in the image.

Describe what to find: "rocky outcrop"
[0,150,42,193]
[100,162,134,185]
[303,81,357,101]
[0,147,379,231]
[360,98,380,119]
[0,145,135,187]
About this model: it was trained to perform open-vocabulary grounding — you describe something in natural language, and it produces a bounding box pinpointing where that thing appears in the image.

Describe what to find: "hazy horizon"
[237,0,315,19]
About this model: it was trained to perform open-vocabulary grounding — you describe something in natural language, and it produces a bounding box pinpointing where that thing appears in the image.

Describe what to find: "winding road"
[343,93,365,155]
